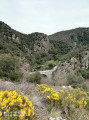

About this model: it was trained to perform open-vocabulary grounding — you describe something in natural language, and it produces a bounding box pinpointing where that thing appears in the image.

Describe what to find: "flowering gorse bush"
[60,88,87,111]
[0,90,35,120]
[37,84,89,114]
[37,84,59,106]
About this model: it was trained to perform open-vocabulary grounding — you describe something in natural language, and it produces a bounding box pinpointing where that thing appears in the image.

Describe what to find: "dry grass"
[0,79,35,96]
[41,78,54,85]
[68,108,89,120]
[1,80,89,120]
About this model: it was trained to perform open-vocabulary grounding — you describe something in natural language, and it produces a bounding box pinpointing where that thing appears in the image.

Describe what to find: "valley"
[0,21,89,120]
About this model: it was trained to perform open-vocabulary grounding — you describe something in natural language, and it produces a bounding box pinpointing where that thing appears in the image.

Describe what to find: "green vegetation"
[1,22,89,69]
[38,84,89,120]
[1,21,89,120]
[44,60,56,70]
[49,39,72,55]
[47,104,53,113]
[0,54,21,81]
[76,69,89,79]
[1,21,89,86]
[67,73,84,88]
[27,71,42,84]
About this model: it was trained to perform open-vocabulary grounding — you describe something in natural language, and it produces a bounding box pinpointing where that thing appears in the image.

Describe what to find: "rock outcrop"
[80,51,89,69]
[52,51,89,85]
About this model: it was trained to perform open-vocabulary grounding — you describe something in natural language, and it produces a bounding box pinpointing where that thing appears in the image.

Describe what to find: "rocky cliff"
[52,51,89,85]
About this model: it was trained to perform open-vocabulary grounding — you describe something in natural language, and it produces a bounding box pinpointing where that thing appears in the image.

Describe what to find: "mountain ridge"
[0,21,89,70]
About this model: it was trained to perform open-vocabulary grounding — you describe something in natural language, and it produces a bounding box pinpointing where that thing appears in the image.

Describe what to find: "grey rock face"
[80,51,89,69]
[52,51,89,85]
[52,57,79,85]
[12,34,20,43]
[34,33,50,53]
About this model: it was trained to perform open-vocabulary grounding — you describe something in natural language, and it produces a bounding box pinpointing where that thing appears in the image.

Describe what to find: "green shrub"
[27,71,42,84]
[45,60,56,69]
[81,70,89,79]
[48,63,54,69]
[8,71,20,82]
[67,73,84,88]
[76,70,89,79]
[0,54,20,81]
[47,104,53,113]
[81,83,88,91]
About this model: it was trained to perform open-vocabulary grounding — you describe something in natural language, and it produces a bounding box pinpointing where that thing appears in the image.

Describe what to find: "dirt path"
[32,95,49,120]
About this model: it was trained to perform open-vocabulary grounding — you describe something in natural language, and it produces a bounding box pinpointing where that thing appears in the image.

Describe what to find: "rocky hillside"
[52,50,89,89]
[49,27,89,46]
[0,21,51,68]
[0,21,89,70]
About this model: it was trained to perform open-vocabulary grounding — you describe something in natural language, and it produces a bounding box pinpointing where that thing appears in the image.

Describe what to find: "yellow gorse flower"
[38,84,89,110]
[38,84,60,102]
[78,97,87,108]
[42,88,51,94]
[0,111,2,117]
[0,90,35,120]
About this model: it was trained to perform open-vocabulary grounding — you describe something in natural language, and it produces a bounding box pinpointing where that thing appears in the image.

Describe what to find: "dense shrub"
[0,90,35,120]
[45,60,56,70]
[27,71,42,84]
[78,70,89,79]
[67,73,84,88]
[38,84,89,119]
[37,84,59,106]
[48,63,55,69]
[0,54,20,81]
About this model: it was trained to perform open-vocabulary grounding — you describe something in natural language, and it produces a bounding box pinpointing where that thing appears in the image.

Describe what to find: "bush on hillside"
[45,60,56,69]
[27,71,42,84]
[0,54,21,81]
[67,73,84,88]
[0,90,35,120]
[78,70,89,79]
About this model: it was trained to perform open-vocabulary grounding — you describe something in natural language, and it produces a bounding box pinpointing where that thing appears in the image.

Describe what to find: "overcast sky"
[0,0,89,35]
